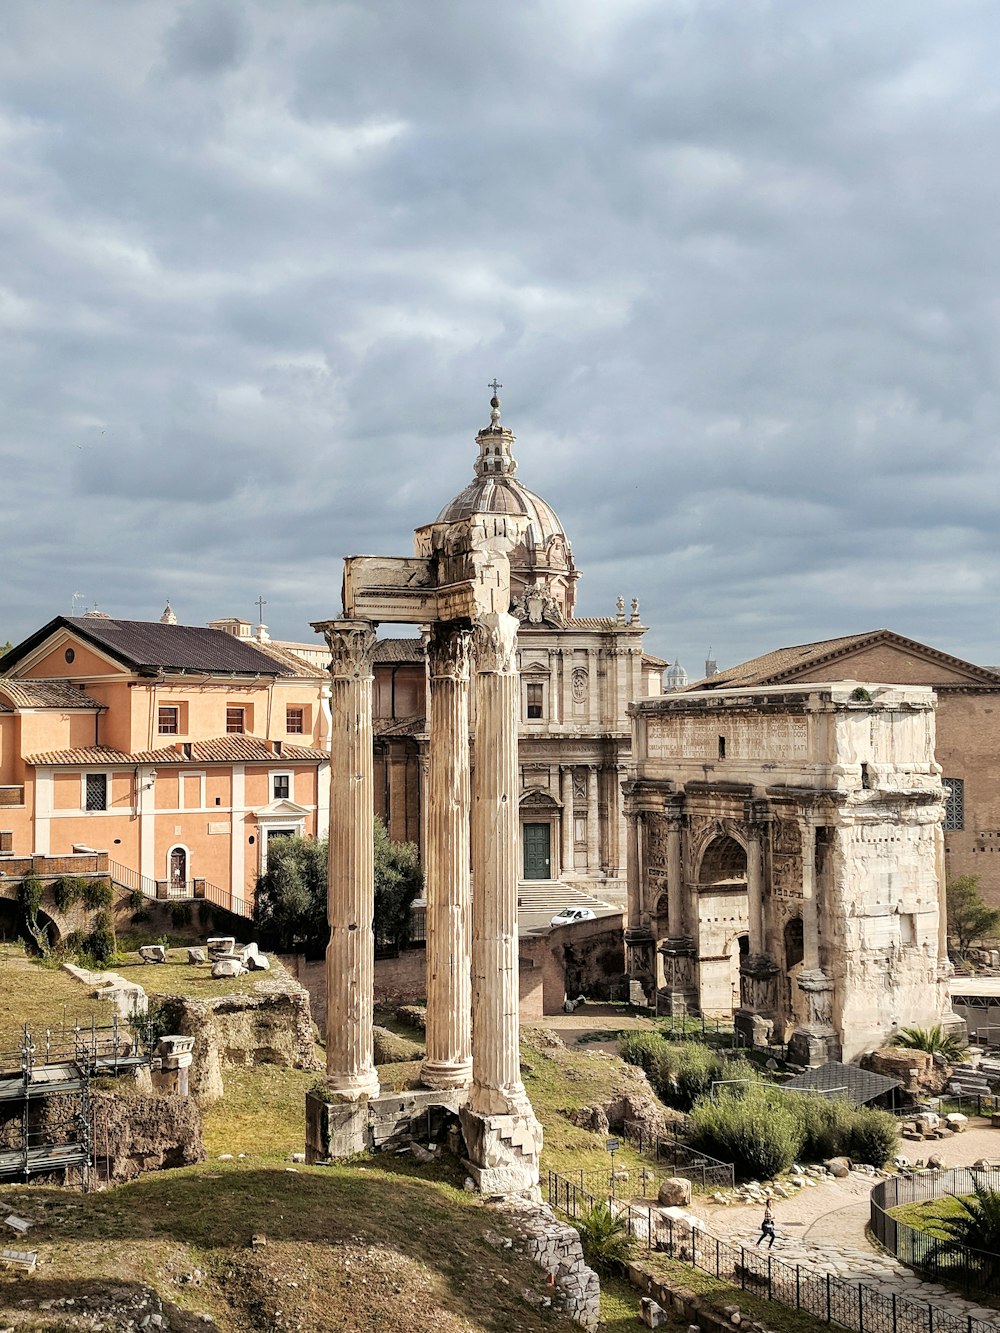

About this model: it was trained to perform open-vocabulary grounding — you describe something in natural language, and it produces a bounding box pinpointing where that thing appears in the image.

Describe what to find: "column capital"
[472,611,518,674]
[426,622,474,681]
[315,619,377,678]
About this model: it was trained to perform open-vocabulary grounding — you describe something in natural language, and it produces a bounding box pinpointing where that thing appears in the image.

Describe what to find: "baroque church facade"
[369,397,665,900]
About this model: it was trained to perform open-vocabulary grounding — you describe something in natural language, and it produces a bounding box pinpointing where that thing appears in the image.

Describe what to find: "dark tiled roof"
[374,716,426,738]
[27,736,328,766]
[684,630,1000,692]
[372,638,425,664]
[782,1061,901,1106]
[0,678,105,710]
[0,617,297,677]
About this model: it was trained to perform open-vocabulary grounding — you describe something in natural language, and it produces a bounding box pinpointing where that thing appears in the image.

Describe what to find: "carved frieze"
[645,813,671,869]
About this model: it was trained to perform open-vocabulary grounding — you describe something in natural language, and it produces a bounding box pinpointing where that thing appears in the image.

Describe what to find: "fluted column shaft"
[320,619,379,1100]
[800,815,819,970]
[560,766,574,876]
[421,624,473,1089]
[746,828,766,954]
[666,818,684,937]
[470,612,529,1116]
[586,765,600,873]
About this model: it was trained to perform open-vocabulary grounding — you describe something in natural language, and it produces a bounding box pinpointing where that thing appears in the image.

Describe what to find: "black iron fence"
[548,1168,999,1333]
[621,1123,735,1189]
[871,1166,1000,1301]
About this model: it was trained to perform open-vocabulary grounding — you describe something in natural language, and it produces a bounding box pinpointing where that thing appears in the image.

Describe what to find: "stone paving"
[688,1125,1000,1328]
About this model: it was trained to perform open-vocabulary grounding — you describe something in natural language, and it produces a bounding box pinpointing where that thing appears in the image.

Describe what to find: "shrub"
[618,1031,664,1076]
[84,908,116,966]
[890,1024,968,1064]
[82,877,114,911]
[170,901,193,930]
[846,1106,898,1166]
[689,1085,804,1180]
[929,1180,1000,1285]
[795,1094,856,1161]
[17,875,50,955]
[128,888,145,913]
[650,1044,760,1111]
[52,876,85,913]
[576,1202,634,1276]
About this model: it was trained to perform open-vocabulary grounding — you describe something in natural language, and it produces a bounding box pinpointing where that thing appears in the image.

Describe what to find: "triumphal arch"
[307,395,542,1195]
[624,682,955,1064]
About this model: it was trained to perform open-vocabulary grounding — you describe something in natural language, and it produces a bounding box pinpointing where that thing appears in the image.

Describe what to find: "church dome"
[435,393,579,620]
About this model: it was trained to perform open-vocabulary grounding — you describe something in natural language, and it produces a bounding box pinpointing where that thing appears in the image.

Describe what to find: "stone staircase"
[516,880,621,935]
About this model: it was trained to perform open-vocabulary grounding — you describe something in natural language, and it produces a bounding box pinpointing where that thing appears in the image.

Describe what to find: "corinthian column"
[421,623,474,1090]
[318,619,380,1101]
[469,611,532,1117]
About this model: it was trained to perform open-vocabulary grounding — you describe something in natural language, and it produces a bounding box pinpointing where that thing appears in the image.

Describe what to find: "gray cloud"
[2,0,1000,676]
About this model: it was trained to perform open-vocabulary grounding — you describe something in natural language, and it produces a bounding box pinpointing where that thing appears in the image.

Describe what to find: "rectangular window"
[226,706,245,734]
[944,777,965,831]
[718,736,726,760]
[85,773,107,811]
[272,773,291,801]
[286,707,304,734]
[0,832,11,853]
[158,705,179,735]
[526,683,543,719]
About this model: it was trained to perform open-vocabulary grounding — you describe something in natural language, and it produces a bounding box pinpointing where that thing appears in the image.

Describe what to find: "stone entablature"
[626,682,954,1064]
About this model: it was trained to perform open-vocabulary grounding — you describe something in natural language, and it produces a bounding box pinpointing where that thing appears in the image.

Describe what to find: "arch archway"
[696,833,749,1017]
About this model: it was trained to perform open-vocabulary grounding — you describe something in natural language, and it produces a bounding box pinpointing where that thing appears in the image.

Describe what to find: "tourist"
[756,1200,776,1249]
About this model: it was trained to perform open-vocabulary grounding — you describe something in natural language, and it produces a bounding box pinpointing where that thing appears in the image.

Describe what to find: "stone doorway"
[522,822,551,880]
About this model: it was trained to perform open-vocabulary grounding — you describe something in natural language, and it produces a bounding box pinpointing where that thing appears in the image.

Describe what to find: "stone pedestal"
[657,938,699,1016]
[318,620,380,1102]
[420,624,473,1090]
[788,967,842,1067]
[151,1035,195,1096]
[465,612,542,1192]
[736,953,780,1044]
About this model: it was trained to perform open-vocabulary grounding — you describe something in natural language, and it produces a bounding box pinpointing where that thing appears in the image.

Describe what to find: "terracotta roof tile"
[26,736,328,767]
[372,638,425,663]
[251,641,327,677]
[0,678,105,710]
[684,630,1000,692]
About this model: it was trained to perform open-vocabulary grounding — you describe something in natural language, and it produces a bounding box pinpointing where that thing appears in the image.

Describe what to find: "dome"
[666,660,689,691]
[435,394,579,620]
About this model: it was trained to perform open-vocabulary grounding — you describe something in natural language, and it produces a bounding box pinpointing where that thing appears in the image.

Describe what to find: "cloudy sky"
[3,1,1000,674]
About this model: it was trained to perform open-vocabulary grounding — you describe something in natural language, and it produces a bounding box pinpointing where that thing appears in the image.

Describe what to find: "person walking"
[756,1200,776,1248]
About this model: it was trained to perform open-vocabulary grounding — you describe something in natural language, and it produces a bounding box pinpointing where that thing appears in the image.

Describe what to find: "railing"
[108,860,249,919]
[0,1016,153,1081]
[548,1169,999,1333]
[872,1166,1000,1299]
[621,1124,735,1189]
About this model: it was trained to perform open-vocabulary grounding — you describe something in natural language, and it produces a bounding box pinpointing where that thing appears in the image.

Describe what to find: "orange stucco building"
[0,613,330,911]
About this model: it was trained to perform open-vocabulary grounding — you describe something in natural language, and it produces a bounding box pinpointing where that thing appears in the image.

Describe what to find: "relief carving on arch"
[645,813,670,869]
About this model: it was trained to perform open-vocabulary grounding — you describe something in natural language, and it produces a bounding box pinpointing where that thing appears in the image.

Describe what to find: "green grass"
[644,1255,839,1333]
[0,944,109,1051]
[889,1195,968,1238]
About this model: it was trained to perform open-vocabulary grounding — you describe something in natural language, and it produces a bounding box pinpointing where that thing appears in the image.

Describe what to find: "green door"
[523,822,551,880]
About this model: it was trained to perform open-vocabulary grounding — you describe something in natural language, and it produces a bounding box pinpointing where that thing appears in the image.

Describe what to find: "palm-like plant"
[889,1024,968,1064]
[576,1202,634,1275]
[929,1180,1000,1285]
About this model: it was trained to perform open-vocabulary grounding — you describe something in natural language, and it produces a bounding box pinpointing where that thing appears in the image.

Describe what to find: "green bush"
[84,908,116,966]
[52,876,85,913]
[618,1031,665,1076]
[82,877,114,911]
[795,1094,857,1161]
[650,1044,760,1111]
[575,1202,634,1276]
[128,888,145,913]
[170,901,193,930]
[846,1106,898,1166]
[689,1085,804,1180]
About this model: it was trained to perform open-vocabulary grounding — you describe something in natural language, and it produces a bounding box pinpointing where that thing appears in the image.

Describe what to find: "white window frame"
[81,770,111,813]
[179,770,207,811]
[270,770,293,802]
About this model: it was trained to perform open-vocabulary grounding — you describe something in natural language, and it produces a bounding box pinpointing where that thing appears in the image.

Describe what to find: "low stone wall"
[521,915,625,1014]
[154,972,320,1103]
[503,1199,600,1330]
[627,1261,779,1333]
[306,1087,466,1160]
[91,1090,205,1183]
